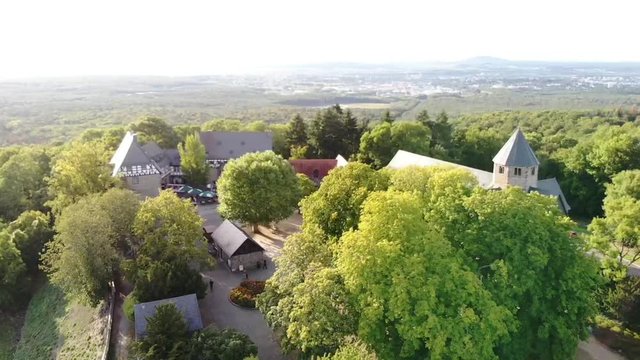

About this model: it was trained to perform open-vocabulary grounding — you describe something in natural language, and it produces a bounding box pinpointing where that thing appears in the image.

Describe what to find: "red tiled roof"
[289,159,338,181]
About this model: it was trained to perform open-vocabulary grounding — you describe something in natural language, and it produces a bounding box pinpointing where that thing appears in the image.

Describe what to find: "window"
[131,176,139,185]
[312,169,320,179]
[498,166,504,174]
[531,167,536,175]
[514,168,522,176]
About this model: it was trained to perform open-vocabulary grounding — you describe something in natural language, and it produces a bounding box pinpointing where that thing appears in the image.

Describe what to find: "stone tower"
[491,129,539,190]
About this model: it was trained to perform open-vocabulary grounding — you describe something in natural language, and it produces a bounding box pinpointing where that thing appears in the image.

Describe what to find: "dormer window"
[498,166,504,174]
[514,168,522,176]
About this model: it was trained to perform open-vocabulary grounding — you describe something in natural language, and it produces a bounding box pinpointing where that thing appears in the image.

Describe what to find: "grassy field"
[12,283,108,360]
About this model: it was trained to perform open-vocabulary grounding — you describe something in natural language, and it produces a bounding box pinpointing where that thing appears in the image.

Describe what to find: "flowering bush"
[230,280,266,309]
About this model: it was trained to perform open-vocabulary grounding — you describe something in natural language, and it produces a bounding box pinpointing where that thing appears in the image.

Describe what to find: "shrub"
[230,280,265,309]
[123,292,138,321]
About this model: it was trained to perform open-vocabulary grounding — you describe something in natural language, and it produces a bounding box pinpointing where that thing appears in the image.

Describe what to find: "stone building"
[387,128,571,214]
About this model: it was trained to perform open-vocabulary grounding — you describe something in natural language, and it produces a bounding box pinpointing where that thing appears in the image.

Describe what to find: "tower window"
[531,167,536,175]
[498,166,504,174]
[514,168,522,176]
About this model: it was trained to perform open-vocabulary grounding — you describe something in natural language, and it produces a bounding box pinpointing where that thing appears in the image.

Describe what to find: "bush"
[189,328,258,360]
[229,281,265,309]
[600,276,640,332]
[123,292,138,321]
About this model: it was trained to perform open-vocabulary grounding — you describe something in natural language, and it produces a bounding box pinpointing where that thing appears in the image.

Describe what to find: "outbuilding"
[211,220,265,271]
[134,293,203,339]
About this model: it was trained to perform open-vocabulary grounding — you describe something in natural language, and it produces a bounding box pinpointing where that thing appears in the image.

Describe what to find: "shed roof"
[289,159,338,180]
[199,131,273,160]
[492,129,540,167]
[134,294,203,339]
[212,220,264,257]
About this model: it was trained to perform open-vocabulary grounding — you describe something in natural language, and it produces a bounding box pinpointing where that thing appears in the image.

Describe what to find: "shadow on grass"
[12,283,66,360]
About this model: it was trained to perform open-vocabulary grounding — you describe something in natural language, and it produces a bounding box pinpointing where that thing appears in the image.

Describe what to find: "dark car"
[174,185,193,198]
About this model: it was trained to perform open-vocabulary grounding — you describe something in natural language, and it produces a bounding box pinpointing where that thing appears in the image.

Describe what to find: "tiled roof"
[199,132,272,160]
[212,220,264,257]
[534,178,571,212]
[134,294,203,338]
[492,129,540,167]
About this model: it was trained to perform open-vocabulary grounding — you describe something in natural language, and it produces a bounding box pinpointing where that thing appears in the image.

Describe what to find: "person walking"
[209,279,214,291]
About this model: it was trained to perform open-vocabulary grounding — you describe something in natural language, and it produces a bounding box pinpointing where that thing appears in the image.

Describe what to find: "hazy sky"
[0,0,638,77]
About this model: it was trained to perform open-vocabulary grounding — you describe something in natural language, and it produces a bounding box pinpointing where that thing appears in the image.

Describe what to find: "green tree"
[94,188,140,250]
[358,122,431,169]
[7,210,53,272]
[0,230,27,309]
[218,151,301,232]
[244,120,268,132]
[201,119,242,132]
[300,163,389,239]
[178,133,209,186]
[337,191,512,359]
[134,303,190,360]
[286,114,308,154]
[590,170,640,278]
[188,329,258,360]
[286,267,357,355]
[452,127,506,171]
[130,116,180,148]
[342,110,366,158]
[315,337,378,360]
[310,105,347,158]
[47,141,116,214]
[175,125,202,141]
[416,110,430,127]
[42,198,118,305]
[269,123,289,157]
[459,188,600,359]
[0,147,51,221]
[381,110,394,124]
[289,145,310,160]
[297,173,317,199]
[132,191,207,267]
[133,260,207,302]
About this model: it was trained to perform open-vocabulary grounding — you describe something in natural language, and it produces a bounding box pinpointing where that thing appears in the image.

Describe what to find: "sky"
[0,0,638,78]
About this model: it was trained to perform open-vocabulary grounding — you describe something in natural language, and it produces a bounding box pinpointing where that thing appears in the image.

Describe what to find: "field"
[12,283,108,360]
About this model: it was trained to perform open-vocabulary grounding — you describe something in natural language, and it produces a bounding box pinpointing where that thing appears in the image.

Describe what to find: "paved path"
[108,277,133,360]
[577,336,625,360]
[196,205,299,360]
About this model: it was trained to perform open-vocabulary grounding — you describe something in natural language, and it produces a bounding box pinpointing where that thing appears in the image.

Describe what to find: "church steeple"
[491,128,539,190]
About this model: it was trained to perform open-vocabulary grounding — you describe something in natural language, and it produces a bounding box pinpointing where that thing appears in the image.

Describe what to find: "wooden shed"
[211,220,265,271]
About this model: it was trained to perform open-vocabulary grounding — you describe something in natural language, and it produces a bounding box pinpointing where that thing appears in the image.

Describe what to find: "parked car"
[196,191,218,204]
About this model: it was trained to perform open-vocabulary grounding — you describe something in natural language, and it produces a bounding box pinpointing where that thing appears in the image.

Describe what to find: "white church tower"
[491,129,539,191]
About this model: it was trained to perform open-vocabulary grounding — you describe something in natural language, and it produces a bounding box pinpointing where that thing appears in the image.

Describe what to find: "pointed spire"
[492,128,539,167]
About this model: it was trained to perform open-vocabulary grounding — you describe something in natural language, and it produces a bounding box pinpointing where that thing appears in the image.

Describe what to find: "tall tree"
[42,198,119,305]
[337,191,512,359]
[285,114,308,157]
[381,110,394,124]
[310,106,347,158]
[130,116,180,148]
[94,188,140,250]
[590,170,640,279]
[0,148,51,221]
[358,121,431,169]
[342,110,364,158]
[218,151,301,232]
[7,210,53,272]
[300,163,389,239]
[416,110,430,127]
[0,230,26,309]
[188,329,258,360]
[47,141,116,214]
[178,133,209,186]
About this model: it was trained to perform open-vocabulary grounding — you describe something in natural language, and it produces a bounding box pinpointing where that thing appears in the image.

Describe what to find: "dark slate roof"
[492,129,540,167]
[199,131,273,160]
[533,178,571,213]
[134,294,203,339]
[109,132,161,177]
[212,220,264,257]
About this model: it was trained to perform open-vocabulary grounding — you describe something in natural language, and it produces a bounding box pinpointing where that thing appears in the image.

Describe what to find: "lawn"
[13,282,109,360]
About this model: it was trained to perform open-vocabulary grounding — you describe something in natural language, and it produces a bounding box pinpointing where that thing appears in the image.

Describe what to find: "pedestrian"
[244,271,249,280]
[263,259,267,269]
[209,279,213,291]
